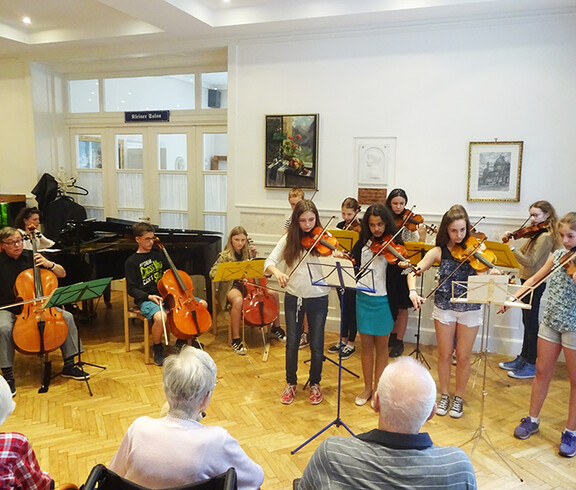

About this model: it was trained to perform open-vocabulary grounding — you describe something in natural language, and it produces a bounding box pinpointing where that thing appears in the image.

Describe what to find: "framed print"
[467,141,523,202]
[265,114,318,189]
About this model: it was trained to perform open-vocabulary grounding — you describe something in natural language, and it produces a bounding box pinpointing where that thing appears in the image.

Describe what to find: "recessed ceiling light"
[22,17,31,24]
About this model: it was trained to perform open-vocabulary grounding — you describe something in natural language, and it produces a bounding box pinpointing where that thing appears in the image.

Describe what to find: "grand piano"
[53,218,222,312]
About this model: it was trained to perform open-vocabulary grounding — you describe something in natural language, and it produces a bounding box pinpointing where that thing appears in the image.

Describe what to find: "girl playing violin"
[327,198,361,360]
[350,204,410,407]
[265,200,338,405]
[210,226,286,355]
[499,200,560,379]
[504,212,576,458]
[336,197,362,234]
[408,205,499,418]
[385,189,426,358]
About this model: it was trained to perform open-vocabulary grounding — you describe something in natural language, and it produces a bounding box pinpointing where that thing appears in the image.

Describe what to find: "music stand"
[212,259,272,360]
[451,275,532,481]
[46,277,112,396]
[291,256,375,454]
[327,229,359,255]
[403,241,435,368]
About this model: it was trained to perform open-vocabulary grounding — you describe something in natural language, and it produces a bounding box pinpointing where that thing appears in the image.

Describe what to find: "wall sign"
[125,111,170,123]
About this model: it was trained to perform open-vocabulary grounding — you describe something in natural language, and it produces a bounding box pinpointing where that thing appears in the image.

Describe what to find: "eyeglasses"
[2,239,23,246]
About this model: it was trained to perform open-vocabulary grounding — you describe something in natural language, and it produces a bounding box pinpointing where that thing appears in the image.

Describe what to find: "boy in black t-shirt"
[125,222,207,366]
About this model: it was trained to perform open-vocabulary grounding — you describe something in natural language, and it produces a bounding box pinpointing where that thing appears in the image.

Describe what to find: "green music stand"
[46,277,113,396]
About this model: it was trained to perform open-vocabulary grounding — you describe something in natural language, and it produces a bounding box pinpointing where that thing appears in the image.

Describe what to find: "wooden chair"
[118,278,151,364]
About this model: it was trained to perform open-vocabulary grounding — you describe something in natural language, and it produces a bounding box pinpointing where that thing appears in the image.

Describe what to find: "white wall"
[229,13,576,353]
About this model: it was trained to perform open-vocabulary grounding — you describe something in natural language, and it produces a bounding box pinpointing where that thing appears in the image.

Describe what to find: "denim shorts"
[139,300,161,320]
[538,323,576,350]
[432,305,483,328]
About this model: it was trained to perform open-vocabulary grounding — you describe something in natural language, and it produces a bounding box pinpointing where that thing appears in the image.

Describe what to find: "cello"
[155,238,212,339]
[242,275,279,327]
[12,227,68,392]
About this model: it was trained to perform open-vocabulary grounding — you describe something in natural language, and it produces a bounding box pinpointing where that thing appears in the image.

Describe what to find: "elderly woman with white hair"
[109,346,264,489]
[0,376,53,489]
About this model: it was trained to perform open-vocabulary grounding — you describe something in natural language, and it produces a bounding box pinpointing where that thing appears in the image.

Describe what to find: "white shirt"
[109,416,264,489]
[264,234,330,298]
[360,241,388,296]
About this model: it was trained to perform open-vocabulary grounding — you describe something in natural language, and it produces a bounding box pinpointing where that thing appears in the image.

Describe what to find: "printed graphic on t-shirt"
[139,258,164,287]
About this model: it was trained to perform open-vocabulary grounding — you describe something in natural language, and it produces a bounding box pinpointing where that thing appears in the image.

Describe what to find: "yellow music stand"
[404,241,435,266]
[212,258,272,360]
[212,258,265,282]
[484,240,520,269]
[328,229,359,254]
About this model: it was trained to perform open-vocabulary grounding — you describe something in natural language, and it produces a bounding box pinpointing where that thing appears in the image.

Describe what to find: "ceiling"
[1,0,575,72]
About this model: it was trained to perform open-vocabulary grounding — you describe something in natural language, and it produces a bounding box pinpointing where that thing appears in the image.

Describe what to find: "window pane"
[159,174,187,211]
[158,134,187,170]
[69,80,99,113]
[204,215,226,235]
[203,133,227,171]
[116,134,143,169]
[201,72,227,109]
[85,208,105,221]
[204,175,227,212]
[76,135,102,169]
[104,75,195,112]
[160,212,187,229]
[117,173,144,208]
[76,172,103,206]
[118,210,146,222]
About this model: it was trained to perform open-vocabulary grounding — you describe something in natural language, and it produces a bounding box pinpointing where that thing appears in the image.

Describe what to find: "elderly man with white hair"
[0,376,52,488]
[110,346,264,489]
[300,357,477,489]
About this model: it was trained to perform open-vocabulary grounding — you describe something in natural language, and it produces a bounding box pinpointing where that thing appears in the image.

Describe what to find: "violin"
[155,239,211,339]
[301,227,340,256]
[12,227,68,356]
[370,235,421,275]
[562,249,576,277]
[470,227,487,241]
[502,221,548,243]
[395,209,437,235]
[242,275,279,327]
[451,236,497,272]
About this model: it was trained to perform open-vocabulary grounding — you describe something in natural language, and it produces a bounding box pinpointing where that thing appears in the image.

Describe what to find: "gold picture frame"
[467,141,523,202]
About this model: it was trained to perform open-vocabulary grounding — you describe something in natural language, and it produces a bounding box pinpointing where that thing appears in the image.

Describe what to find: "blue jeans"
[284,293,328,386]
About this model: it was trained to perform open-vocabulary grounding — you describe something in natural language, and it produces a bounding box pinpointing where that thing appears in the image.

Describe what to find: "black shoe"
[175,338,187,351]
[191,339,204,350]
[6,379,16,397]
[61,365,90,380]
[389,340,404,358]
[153,344,165,366]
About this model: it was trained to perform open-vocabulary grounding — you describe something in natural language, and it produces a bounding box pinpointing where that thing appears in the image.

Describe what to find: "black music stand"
[404,241,434,368]
[46,277,112,396]
[291,256,374,454]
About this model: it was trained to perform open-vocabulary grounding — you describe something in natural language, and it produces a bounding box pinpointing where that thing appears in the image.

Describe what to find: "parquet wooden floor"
[4,291,575,489]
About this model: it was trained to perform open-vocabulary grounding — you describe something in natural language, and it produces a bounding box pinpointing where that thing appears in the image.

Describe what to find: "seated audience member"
[300,356,477,489]
[0,376,52,489]
[110,346,264,489]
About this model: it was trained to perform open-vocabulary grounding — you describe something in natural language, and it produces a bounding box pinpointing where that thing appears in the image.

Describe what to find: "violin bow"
[423,236,486,300]
[510,246,576,305]
[355,226,406,281]
[288,216,336,281]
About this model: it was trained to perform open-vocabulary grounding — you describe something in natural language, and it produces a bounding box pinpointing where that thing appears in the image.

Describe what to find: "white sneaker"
[436,394,450,416]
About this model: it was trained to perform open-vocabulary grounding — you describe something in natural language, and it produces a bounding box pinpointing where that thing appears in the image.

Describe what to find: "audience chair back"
[80,464,237,490]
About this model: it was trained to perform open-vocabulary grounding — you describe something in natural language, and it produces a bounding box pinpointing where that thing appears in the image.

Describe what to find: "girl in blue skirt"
[351,204,409,406]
